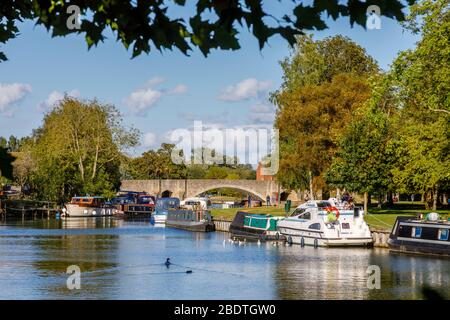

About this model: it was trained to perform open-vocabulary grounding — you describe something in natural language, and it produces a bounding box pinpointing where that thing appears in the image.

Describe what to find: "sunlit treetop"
[0,0,416,61]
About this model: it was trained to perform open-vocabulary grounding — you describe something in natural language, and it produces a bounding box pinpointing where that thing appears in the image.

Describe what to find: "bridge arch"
[188,184,266,201]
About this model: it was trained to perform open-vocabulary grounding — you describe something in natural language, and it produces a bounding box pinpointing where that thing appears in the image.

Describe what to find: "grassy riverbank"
[211,202,450,231]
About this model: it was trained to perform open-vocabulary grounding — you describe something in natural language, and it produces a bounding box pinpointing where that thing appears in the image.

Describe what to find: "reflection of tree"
[30,218,120,298]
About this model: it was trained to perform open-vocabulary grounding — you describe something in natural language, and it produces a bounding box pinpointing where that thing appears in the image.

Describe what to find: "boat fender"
[275,232,280,240]
[300,237,305,247]
[314,239,318,248]
[287,235,293,245]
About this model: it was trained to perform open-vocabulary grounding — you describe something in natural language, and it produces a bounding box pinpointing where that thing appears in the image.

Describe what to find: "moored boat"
[229,211,284,241]
[166,208,215,232]
[277,200,372,247]
[388,213,450,257]
[153,197,180,224]
[112,191,155,218]
[63,196,115,217]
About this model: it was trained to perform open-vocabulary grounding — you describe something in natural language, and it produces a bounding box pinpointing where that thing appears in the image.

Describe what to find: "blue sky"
[0,4,419,156]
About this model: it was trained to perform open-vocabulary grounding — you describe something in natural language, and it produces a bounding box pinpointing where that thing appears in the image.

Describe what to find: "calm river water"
[0,217,449,300]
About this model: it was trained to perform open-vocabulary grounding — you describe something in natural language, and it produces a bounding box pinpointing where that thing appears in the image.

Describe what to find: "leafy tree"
[28,97,139,201]
[392,0,449,116]
[205,166,228,179]
[326,76,399,212]
[0,0,415,61]
[272,35,378,197]
[274,72,373,198]
[389,0,450,210]
[130,143,186,179]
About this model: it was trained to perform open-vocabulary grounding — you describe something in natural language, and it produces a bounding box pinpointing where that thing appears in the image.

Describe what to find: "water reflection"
[0,218,449,299]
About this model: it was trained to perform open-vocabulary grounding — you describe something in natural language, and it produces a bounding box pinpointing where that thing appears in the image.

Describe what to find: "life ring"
[325,206,340,219]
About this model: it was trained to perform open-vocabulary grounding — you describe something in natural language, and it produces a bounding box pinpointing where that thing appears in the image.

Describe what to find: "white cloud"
[219,78,272,102]
[165,121,275,166]
[143,132,157,148]
[249,103,276,124]
[169,84,188,95]
[144,76,165,88]
[125,77,187,115]
[0,83,32,116]
[124,87,163,115]
[37,89,80,112]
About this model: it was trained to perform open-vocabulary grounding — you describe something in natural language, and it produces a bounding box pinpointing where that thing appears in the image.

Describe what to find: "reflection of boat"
[64,196,115,217]
[153,198,180,224]
[229,211,284,241]
[277,200,372,247]
[61,217,120,229]
[388,214,450,257]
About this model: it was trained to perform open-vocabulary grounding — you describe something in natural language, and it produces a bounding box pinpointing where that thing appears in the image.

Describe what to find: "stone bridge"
[120,179,299,202]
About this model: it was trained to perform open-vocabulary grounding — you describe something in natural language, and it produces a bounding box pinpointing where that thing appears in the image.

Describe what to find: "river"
[0,217,448,299]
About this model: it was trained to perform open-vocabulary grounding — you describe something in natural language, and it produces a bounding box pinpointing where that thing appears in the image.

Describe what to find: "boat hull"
[388,238,450,257]
[166,220,215,232]
[65,204,114,217]
[229,226,282,241]
[278,226,373,247]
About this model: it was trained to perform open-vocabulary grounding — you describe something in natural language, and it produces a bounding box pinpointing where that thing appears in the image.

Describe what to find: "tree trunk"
[387,192,393,206]
[364,192,368,214]
[309,170,314,200]
[432,188,438,211]
[377,194,382,208]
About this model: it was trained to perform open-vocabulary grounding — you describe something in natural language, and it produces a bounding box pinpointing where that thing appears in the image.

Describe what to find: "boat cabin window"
[341,223,350,229]
[438,229,449,241]
[411,227,422,238]
[309,223,321,230]
[291,208,305,216]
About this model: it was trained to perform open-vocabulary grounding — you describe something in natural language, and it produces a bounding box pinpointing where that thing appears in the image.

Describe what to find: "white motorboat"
[63,196,115,217]
[277,200,372,247]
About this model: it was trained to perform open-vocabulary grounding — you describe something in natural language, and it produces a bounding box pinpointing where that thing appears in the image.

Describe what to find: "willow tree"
[272,35,378,198]
[29,97,139,201]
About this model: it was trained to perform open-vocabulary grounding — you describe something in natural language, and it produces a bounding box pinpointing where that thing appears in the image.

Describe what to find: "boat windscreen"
[317,201,331,208]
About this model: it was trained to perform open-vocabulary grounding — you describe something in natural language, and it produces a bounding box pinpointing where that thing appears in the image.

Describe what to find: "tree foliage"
[26,97,139,201]
[0,0,415,61]
[326,75,398,208]
[272,35,378,195]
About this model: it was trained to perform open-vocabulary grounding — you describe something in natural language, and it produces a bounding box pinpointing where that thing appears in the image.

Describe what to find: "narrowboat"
[166,209,215,232]
[166,197,215,232]
[153,197,181,224]
[229,212,284,241]
[388,213,450,257]
[277,200,373,247]
[112,191,155,218]
[63,196,115,217]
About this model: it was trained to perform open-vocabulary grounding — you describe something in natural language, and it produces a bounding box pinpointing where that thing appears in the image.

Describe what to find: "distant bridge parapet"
[120,179,299,202]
